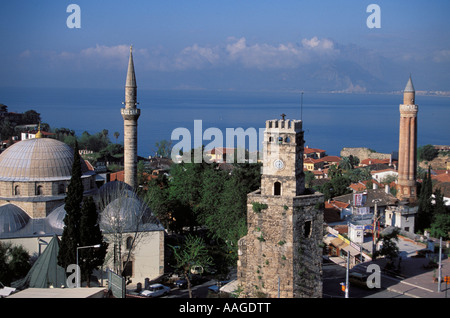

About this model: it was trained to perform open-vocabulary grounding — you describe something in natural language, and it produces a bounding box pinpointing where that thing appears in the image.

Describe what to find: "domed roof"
[46,205,67,230]
[0,204,30,234]
[0,138,88,181]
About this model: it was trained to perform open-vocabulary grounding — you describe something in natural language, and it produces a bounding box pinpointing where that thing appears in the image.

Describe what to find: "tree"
[79,196,108,286]
[374,228,399,264]
[169,234,213,298]
[22,110,41,124]
[418,144,438,162]
[58,141,84,269]
[113,131,120,143]
[430,188,450,240]
[416,166,433,233]
[154,139,173,158]
[0,242,31,285]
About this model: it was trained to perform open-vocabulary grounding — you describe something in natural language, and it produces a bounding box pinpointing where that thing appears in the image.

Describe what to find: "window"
[126,236,133,250]
[14,185,20,196]
[304,220,312,238]
[36,185,43,196]
[274,182,281,196]
[58,183,65,194]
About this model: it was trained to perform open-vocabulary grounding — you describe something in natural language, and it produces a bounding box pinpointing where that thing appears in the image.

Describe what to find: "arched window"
[274,182,281,196]
[14,185,20,196]
[36,185,43,196]
[58,183,65,194]
[126,236,134,250]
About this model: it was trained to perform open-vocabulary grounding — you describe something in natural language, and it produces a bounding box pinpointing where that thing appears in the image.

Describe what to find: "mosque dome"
[46,205,67,230]
[0,204,30,234]
[0,138,89,181]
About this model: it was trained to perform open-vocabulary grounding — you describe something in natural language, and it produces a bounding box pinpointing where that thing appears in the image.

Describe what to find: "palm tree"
[113,131,120,144]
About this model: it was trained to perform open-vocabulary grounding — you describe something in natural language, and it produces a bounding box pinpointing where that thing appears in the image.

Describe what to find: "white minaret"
[121,46,140,189]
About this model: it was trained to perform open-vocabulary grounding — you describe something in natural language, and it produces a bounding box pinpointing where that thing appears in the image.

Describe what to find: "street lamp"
[76,244,101,288]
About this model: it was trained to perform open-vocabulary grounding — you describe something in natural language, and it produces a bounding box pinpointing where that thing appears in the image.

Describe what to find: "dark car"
[175,275,200,289]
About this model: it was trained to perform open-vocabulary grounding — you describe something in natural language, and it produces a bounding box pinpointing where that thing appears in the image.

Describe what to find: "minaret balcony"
[121,108,141,120]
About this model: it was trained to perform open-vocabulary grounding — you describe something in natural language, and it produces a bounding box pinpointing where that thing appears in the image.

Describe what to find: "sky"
[1,0,449,92]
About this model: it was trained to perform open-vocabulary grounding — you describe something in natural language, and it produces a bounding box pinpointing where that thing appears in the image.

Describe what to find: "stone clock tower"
[237,116,324,298]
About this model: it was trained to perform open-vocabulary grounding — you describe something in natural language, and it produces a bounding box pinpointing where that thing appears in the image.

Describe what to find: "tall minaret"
[397,76,418,202]
[121,46,140,189]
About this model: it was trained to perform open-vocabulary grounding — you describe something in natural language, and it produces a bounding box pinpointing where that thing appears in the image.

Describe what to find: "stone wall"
[340,147,391,161]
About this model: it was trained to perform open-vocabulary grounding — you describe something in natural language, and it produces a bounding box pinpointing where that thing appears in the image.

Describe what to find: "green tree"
[58,141,84,269]
[416,166,433,233]
[430,188,450,240]
[418,144,438,162]
[154,139,173,158]
[0,242,31,285]
[79,196,108,286]
[170,234,213,298]
[374,228,400,263]
[113,131,120,143]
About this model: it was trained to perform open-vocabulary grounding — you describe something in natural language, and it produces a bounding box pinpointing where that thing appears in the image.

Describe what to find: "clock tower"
[237,116,324,298]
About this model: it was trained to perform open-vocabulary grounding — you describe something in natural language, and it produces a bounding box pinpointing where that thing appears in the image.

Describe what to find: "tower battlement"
[266,119,302,132]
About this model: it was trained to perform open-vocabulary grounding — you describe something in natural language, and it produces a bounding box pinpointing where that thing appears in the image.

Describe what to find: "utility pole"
[345,252,350,298]
[438,237,442,292]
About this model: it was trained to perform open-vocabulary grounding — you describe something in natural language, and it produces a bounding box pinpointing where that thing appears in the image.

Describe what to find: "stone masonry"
[121,46,140,189]
[237,118,324,298]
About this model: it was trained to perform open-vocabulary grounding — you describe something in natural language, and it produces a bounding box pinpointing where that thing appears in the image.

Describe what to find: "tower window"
[304,220,312,238]
[278,137,283,145]
[285,137,291,143]
[14,185,20,196]
[274,182,281,196]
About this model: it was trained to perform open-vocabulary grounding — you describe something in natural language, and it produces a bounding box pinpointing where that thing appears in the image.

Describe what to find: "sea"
[0,87,449,158]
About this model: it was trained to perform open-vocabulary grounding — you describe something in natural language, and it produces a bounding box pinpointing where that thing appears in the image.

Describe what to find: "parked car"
[175,275,200,289]
[140,284,170,297]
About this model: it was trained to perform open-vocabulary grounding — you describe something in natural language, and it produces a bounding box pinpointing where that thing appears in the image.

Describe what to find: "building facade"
[237,117,324,298]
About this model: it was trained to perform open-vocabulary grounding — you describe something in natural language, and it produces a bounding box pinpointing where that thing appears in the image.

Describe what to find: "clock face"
[273,159,284,170]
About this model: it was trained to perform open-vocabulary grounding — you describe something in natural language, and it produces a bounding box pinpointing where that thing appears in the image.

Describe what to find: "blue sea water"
[0,87,449,158]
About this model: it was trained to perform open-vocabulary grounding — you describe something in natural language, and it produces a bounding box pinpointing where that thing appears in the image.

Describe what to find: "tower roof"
[404,75,415,92]
[126,46,137,88]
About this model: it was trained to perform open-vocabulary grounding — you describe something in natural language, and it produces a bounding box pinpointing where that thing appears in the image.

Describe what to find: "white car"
[140,284,170,298]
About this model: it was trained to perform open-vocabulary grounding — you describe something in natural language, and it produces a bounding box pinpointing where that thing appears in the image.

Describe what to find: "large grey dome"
[0,138,88,181]
[0,204,30,234]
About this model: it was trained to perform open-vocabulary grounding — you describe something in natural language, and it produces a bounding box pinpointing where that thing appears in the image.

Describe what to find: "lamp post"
[76,244,101,288]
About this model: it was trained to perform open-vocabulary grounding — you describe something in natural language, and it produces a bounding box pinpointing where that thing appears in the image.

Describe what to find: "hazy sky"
[1,1,449,92]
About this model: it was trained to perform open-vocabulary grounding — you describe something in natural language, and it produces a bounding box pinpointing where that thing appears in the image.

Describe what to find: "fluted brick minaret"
[121,46,140,189]
[397,76,418,202]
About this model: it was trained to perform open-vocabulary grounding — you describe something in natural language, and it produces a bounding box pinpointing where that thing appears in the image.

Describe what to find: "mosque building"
[0,47,164,287]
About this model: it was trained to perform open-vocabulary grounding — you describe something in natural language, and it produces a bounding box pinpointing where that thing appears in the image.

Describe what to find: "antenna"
[300,91,304,121]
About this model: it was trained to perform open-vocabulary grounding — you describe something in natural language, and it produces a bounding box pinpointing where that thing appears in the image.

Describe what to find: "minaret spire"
[121,45,141,189]
[126,45,137,89]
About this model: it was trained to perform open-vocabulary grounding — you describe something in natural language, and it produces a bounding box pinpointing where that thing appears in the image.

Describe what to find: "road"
[322,260,412,298]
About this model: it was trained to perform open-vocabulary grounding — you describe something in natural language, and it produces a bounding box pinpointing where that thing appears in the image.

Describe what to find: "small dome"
[0,138,89,181]
[46,205,67,229]
[0,204,30,234]
[101,196,154,231]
